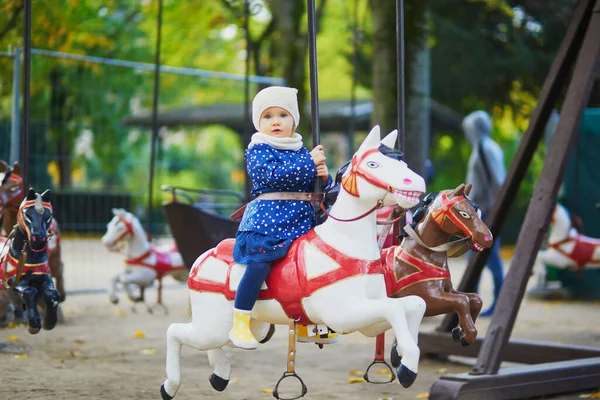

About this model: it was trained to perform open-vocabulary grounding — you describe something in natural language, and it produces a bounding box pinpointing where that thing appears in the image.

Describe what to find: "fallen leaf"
[262,388,273,394]
[132,330,146,339]
[348,370,363,376]
[74,339,85,344]
[377,368,391,375]
[436,368,448,375]
[348,378,366,384]
[416,393,429,399]
[140,348,157,355]
[7,335,19,341]
[14,354,28,359]
[7,322,16,329]
[230,378,238,384]
[116,309,126,317]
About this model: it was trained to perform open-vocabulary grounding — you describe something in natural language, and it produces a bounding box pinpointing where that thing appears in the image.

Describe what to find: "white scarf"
[249,132,303,151]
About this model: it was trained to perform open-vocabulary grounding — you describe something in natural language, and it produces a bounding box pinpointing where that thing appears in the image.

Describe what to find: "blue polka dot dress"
[233,143,331,264]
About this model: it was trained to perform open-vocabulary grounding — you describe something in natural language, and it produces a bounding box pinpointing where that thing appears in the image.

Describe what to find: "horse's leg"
[49,247,66,302]
[162,292,232,399]
[463,292,483,324]
[40,275,61,331]
[153,277,169,314]
[429,291,477,345]
[18,285,41,334]
[109,273,122,304]
[311,293,425,388]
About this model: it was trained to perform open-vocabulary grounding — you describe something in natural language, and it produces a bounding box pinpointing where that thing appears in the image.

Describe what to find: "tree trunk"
[371,0,430,178]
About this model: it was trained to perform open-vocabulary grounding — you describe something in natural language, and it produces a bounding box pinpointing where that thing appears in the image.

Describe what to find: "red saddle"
[188,230,383,325]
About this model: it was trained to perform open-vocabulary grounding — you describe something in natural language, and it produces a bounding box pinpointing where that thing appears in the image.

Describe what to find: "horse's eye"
[459,211,471,219]
[366,161,379,168]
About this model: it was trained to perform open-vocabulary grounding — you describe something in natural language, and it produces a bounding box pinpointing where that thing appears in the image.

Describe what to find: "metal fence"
[0,47,282,234]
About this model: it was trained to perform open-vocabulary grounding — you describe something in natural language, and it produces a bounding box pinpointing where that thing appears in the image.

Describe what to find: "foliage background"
[0,0,595,240]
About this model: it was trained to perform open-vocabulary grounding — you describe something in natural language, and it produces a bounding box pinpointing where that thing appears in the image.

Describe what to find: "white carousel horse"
[160,126,427,399]
[101,208,188,312]
[537,203,600,270]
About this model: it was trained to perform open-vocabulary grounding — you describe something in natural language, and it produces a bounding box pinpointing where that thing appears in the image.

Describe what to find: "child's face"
[259,107,295,138]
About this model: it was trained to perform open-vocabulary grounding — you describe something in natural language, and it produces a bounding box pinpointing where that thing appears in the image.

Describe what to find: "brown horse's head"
[0,160,24,215]
[426,183,493,252]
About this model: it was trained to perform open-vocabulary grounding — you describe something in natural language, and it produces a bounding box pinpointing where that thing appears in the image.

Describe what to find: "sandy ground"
[1,237,599,400]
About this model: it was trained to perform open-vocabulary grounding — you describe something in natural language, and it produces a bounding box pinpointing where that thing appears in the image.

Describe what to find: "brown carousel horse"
[0,161,66,303]
[0,188,61,334]
[380,183,493,366]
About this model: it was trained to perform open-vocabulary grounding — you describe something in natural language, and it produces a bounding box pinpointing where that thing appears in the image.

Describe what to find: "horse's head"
[101,208,138,251]
[426,183,493,252]
[17,188,53,253]
[0,160,24,215]
[548,204,571,243]
[341,125,425,210]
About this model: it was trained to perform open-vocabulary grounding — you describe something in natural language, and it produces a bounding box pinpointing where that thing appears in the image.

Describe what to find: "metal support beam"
[429,0,600,397]
[10,47,21,164]
[420,331,600,365]
[429,357,600,400]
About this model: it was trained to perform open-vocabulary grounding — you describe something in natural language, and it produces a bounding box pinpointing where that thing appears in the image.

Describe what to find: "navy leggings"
[234,262,271,311]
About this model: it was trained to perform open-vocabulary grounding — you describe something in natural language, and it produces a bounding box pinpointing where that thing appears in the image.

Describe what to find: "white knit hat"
[252,86,300,132]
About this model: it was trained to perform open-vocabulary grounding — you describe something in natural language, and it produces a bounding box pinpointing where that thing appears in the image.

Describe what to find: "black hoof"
[259,324,276,344]
[452,327,462,342]
[160,384,173,400]
[460,336,469,347]
[390,344,402,368]
[396,364,417,388]
[28,320,41,335]
[209,373,229,392]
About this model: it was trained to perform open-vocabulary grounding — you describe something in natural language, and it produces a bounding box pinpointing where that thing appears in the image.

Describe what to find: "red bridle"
[109,217,135,245]
[341,148,396,197]
[0,174,24,208]
[430,193,474,238]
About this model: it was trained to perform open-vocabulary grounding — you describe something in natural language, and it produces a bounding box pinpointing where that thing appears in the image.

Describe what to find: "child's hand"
[310,145,326,166]
[316,164,329,182]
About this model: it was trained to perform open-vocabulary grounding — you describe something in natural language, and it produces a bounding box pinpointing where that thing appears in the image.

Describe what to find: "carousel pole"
[147,0,163,237]
[307,0,322,195]
[396,0,405,153]
[21,0,32,190]
[242,0,252,200]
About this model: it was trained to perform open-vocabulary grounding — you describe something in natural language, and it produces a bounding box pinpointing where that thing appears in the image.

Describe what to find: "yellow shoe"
[296,324,339,345]
[229,308,259,350]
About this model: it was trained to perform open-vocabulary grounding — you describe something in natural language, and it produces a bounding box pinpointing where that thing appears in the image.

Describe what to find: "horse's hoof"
[209,373,229,392]
[160,383,174,400]
[452,327,462,342]
[390,344,402,368]
[110,295,119,305]
[396,365,417,388]
[28,321,41,335]
[259,324,276,344]
[460,336,470,347]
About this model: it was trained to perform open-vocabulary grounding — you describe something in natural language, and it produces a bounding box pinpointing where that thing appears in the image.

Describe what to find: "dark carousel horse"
[0,160,66,302]
[0,188,61,334]
[380,183,493,366]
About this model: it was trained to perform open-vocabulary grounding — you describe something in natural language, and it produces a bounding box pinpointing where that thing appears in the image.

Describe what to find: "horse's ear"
[448,183,466,198]
[464,183,472,196]
[112,208,125,217]
[380,129,398,148]
[26,187,36,200]
[357,125,381,153]
[41,189,51,203]
[12,161,21,176]
[0,160,8,173]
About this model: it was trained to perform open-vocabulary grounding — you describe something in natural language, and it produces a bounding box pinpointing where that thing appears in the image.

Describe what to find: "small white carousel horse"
[161,126,427,399]
[0,188,61,334]
[537,203,600,270]
[101,208,188,312]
